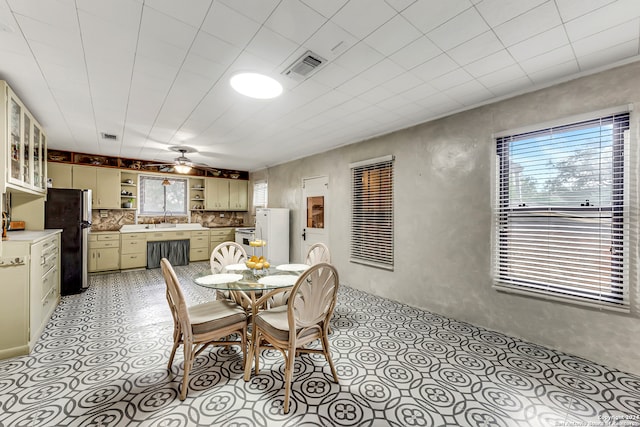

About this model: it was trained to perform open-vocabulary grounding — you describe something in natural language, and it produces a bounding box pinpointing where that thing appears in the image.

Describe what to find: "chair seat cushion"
[255,306,318,342]
[189,299,247,335]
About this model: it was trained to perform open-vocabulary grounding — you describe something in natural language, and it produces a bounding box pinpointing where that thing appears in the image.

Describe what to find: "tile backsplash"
[90,210,247,231]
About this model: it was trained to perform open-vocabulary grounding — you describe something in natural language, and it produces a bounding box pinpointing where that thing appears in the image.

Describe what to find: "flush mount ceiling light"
[230,72,283,99]
[174,164,191,174]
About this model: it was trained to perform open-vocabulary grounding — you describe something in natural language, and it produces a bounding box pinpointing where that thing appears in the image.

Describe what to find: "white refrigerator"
[255,208,290,266]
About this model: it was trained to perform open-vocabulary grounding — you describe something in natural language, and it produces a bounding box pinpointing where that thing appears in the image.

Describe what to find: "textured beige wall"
[256,61,640,375]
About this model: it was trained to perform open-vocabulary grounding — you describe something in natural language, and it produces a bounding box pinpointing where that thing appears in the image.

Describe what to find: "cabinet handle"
[98,252,101,258]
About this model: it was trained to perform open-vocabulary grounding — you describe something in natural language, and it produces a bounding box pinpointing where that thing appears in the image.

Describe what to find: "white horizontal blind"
[350,156,394,270]
[253,181,268,209]
[494,112,630,311]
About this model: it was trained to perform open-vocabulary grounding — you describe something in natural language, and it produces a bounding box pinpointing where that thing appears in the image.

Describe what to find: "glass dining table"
[193,263,310,380]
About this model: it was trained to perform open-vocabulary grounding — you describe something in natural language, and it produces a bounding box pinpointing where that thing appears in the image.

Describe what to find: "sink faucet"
[163,210,172,223]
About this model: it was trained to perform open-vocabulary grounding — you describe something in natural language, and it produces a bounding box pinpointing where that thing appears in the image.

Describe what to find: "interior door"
[301,176,328,260]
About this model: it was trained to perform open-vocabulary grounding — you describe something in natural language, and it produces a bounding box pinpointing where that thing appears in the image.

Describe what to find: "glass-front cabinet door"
[23,113,31,186]
[3,82,46,194]
[33,123,41,189]
[9,96,22,183]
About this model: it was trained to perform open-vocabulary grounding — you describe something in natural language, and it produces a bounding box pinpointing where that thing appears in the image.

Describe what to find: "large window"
[494,111,630,311]
[350,155,394,270]
[139,176,188,216]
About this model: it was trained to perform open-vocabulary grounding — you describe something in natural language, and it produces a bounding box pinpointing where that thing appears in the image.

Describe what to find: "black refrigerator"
[45,188,92,295]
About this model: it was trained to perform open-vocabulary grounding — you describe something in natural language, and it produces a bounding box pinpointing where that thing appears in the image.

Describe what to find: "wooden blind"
[350,155,394,270]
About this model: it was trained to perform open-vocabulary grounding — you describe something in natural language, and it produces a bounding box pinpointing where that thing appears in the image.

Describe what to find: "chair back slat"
[211,242,247,273]
[289,263,339,329]
[305,242,330,266]
[161,258,192,340]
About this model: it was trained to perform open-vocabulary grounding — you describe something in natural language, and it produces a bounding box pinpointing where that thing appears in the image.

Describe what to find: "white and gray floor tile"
[0,263,638,426]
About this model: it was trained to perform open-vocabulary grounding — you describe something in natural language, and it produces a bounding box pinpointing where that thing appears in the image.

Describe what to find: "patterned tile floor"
[0,263,639,426]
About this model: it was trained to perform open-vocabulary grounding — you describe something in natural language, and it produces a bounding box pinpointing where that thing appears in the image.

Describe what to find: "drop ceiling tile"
[564,0,640,41]
[494,1,562,47]
[383,0,417,12]
[264,0,326,44]
[427,7,489,51]
[447,30,504,65]
[576,39,639,70]
[411,54,459,81]
[140,4,198,50]
[399,82,438,103]
[519,44,576,74]
[245,26,300,66]
[445,80,494,106]
[389,36,442,70]
[331,0,396,39]
[475,0,546,27]
[414,91,463,112]
[365,14,421,56]
[302,20,357,61]
[381,72,423,94]
[477,63,528,88]
[300,0,349,18]
[571,19,639,57]
[217,0,280,23]
[337,76,378,97]
[145,0,212,27]
[13,14,78,49]
[333,42,385,75]
[309,62,352,88]
[527,59,579,84]
[430,68,474,91]
[9,0,78,30]
[357,59,404,86]
[463,49,516,78]
[556,0,616,21]
[357,85,395,104]
[190,31,241,66]
[181,53,226,82]
[507,26,569,63]
[401,0,472,33]
[488,75,533,97]
[201,2,261,49]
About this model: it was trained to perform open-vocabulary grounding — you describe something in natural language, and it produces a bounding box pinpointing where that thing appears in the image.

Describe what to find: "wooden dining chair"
[253,262,340,413]
[305,242,331,265]
[210,241,250,308]
[161,258,247,400]
[269,243,332,309]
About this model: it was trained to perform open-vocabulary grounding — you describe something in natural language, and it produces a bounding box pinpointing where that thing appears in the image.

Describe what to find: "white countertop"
[3,229,62,243]
[119,224,209,233]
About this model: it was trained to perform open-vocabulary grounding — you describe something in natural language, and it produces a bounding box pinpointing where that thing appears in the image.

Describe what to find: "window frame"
[139,175,188,216]
[493,109,631,312]
[253,180,268,210]
[349,155,395,270]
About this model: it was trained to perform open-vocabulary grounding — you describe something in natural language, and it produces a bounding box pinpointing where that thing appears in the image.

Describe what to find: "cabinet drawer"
[190,247,209,262]
[41,252,58,275]
[121,239,146,254]
[120,254,146,269]
[209,228,234,238]
[121,233,147,241]
[90,240,119,249]
[191,230,209,237]
[190,236,209,249]
[41,267,57,298]
[41,236,58,253]
[90,233,119,242]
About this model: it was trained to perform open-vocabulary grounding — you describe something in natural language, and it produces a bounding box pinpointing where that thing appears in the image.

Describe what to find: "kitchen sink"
[155,223,176,228]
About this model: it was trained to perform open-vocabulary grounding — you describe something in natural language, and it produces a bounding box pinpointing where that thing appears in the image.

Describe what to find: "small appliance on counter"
[8,220,25,231]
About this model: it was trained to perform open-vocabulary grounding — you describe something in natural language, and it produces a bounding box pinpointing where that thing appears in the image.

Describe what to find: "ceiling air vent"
[100,132,117,141]
[282,51,326,81]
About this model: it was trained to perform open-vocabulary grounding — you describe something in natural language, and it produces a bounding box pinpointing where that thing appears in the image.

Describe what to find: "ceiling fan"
[147,146,217,174]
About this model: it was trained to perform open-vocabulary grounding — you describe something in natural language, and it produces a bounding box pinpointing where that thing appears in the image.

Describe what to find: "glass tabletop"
[193,265,304,291]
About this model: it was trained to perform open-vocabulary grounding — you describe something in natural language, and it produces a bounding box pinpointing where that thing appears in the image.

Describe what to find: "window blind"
[253,181,268,209]
[494,112,631,311]
[350,155,394,270]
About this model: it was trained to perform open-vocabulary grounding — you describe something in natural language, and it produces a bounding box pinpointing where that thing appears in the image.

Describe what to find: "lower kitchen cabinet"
[120,232,147,269]
[88,232,120,272]
[210,227,235,251]
[190,230,210,261]
[0,231,60,359]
